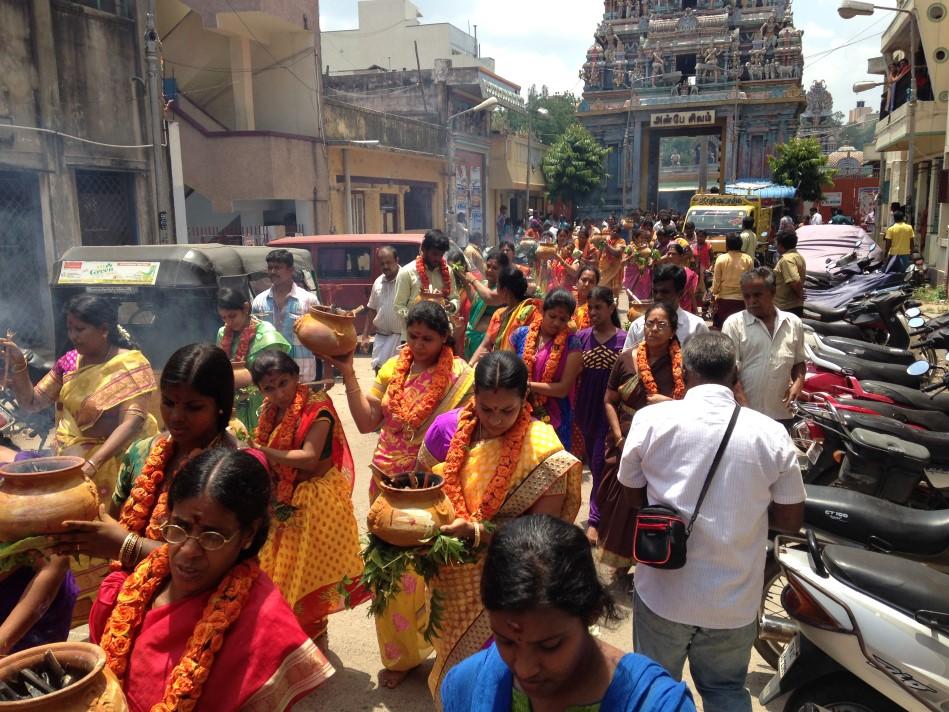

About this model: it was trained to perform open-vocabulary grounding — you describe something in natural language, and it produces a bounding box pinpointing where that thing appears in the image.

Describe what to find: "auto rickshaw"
[50,243,318,369]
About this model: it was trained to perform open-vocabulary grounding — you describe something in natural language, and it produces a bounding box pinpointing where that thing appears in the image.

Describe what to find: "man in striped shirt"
[252,249,321,384]
[618,332,804,712]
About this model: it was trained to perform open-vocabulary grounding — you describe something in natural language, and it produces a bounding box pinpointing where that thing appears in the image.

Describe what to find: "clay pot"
[628,301,655,320]
[0,457,98,542]
[0,642,127,711]
[535,244,557,259]
[294,305,360,358]
[367,473,456,548]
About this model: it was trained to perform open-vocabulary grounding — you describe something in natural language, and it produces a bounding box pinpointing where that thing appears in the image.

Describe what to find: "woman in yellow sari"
[468,267,540,365]
[329,300,473,688]
[250,350,369,649]
[418,351,582,707]
[0,295,158,623]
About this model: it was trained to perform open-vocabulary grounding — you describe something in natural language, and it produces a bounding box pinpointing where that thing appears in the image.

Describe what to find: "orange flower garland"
[219,317,258,362]
[416,255,451,299]
[440,400,532,522]
[520,319,568,406]
[386,345,454,434]
[254,384,309,516]
[118,436,175,541]
[636,339,686,400]
[574,303,591,330]
[101,545,259,711]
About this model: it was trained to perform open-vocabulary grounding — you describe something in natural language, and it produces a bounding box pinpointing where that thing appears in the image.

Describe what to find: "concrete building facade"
[0,0,156,348]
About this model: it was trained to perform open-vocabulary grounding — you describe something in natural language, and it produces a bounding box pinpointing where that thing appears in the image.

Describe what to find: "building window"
[0,170,47,346]
[71,0,132,17]
[76,170,137,246]
[351,192,366,233]
[404,186,434,230]
[381,193,400,233]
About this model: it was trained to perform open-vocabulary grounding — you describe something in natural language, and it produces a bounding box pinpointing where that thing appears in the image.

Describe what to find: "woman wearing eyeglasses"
[89,448,334,711]
[595,303,686,574]
[249,350,367,649]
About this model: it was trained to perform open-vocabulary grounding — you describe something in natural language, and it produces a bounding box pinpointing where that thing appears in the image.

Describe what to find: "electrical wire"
[4,124,152,149]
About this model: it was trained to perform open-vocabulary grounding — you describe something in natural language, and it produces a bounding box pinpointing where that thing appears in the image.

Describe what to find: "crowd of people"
[0,215,814,710]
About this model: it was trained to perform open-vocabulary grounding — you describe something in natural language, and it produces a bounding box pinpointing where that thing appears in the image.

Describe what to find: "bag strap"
[685,403,740,537]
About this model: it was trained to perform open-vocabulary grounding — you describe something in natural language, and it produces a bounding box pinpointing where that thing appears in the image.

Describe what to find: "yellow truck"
[684,193,773,258]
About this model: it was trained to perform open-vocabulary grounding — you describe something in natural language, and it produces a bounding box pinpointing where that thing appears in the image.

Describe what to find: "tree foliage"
[542,124,610,204]
[838,118,877,151]
[494,85,579,145]
[768,137,835,202]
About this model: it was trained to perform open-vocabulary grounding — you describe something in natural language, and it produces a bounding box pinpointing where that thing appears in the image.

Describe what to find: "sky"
[320,0,900,122]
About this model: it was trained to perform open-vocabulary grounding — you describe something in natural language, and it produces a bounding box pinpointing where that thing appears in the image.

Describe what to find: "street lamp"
[838,0,918,241]
[525,106,549,221]
[446,96,499,235]
[853,80,884,93]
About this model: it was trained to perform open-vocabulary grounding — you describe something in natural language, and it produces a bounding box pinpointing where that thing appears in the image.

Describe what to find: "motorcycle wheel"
[784,672,903,712]
[755,554,787,669]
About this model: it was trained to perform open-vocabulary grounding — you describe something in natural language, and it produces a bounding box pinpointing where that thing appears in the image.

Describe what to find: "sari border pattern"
[241,638,336,712]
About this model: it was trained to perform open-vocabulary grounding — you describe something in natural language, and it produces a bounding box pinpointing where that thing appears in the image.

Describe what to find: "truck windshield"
[686,208,748,232]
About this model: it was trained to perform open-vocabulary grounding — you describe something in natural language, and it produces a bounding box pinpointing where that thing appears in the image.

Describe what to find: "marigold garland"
[219,317,258,362]
[440,400,532,522]
[574,302,591,330]
[254,384,309,515]
[636,339,686,400]
[386,345,454,433]
[118,436,175,541]
[101,545,259,712]
[416,255,451,299]
[521,319,568,406]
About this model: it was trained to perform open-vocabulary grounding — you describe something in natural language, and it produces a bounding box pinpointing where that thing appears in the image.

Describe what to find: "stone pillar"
[928,158,942,236]
[630,117,643,209]
[230,37,256,130]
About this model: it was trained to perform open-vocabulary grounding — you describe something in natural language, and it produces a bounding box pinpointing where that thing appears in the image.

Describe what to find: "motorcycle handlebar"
[922,380,947,393]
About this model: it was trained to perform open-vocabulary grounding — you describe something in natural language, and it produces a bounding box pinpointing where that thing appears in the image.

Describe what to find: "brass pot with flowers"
[360,471,478,641]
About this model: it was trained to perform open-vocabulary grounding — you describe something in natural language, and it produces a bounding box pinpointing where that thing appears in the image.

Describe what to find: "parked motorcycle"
[803,289,916,348]
[760,533,949,711]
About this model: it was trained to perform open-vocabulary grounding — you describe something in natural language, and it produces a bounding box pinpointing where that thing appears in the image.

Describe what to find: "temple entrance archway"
[640,120,727,213]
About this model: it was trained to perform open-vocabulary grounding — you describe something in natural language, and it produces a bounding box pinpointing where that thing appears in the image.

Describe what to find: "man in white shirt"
[809,207,823,225]
[722,267,806,425]
[360,246,402,371]
[624,264,707,350]
[393,230,459,340]
[618,332,805,712]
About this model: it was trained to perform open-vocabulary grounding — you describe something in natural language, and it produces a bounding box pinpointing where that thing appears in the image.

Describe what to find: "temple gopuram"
[577,0,806,214]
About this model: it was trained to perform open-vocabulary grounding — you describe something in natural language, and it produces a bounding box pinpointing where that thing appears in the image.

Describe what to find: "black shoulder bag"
[632,404,740,570]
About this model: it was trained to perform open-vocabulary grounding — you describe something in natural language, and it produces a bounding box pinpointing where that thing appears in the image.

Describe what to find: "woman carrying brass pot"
[327,300,473,689]
[417,351,582,707]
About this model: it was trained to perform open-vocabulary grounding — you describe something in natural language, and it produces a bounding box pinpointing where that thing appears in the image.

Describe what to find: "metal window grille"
[75,170,136,246]
[0,171,47,347]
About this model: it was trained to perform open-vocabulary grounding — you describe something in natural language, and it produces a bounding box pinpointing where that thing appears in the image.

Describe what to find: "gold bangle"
[345,384,361,395]
[118,533,138,569]
[473,522,481,549]
[12,362,28,374]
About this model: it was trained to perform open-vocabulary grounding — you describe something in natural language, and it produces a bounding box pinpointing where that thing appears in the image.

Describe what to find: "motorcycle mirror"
[907,360,932,377]
[908,316,927,329]
[905,307,922,318]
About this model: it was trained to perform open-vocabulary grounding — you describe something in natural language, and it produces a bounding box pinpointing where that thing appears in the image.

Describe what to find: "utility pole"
[313,1,331,234]
[144,6,172,244]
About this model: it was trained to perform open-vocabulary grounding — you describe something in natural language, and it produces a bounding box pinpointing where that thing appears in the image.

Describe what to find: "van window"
[317,247,372,279]
[395,244,419,266]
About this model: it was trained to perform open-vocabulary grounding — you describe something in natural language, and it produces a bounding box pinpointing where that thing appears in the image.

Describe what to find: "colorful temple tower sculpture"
[797,80,839,154]
[577,0,805,214]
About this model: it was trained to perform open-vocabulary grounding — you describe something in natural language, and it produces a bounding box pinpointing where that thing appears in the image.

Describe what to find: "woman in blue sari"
[440,515,695,712]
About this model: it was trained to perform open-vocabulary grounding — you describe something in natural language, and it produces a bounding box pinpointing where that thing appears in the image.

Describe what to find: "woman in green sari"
[215,288,290,433]
[462,249,506,360]
[467,267,540,366]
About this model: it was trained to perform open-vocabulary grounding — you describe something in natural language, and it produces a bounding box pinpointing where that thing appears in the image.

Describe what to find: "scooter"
[805,322,948,367]
[760,533,949,711]
[756,485,949,670]
[805,342,922,388]
[803,289,916,348]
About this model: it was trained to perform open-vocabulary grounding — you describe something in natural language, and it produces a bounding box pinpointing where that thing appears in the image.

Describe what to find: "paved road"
[294,353,785,711]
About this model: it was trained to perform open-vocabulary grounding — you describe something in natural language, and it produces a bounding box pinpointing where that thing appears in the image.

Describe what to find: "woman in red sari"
[250,350,368,649]
[90,448,333,711]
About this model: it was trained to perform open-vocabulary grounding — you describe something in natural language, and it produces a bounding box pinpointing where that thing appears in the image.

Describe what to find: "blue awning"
[726,181,797,199]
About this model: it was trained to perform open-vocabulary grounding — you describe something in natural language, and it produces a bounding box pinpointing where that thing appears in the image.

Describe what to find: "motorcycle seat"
[803,319,867,341]
[841,412,949,466]
[822,544,949,623]
[812,348,922,388]
[817,336,915,365]
[804,303,848,321]
[861,381,949,414]
[842,399,949,431]
[805,485,949,557]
